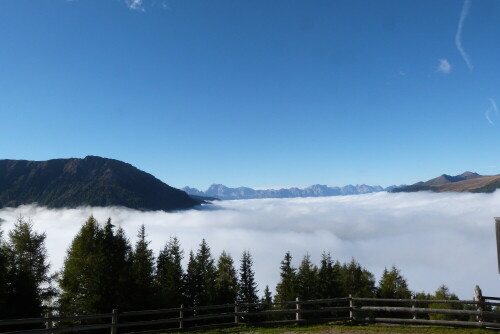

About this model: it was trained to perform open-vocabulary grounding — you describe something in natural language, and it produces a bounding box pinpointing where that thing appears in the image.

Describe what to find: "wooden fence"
[2,287,500,334]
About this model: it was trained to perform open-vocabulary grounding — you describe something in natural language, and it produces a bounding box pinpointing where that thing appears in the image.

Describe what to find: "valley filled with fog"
[0,191,498,299]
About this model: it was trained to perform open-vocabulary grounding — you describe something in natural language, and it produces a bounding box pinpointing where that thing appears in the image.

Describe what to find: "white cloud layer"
[437,59,451,74]
[0,191,499,299]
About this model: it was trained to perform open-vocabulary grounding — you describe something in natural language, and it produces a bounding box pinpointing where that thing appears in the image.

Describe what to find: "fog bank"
[0,191,498,299]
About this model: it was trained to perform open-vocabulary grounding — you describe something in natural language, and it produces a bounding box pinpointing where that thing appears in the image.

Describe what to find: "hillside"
[392,172,500,193]
[0,156,200,211]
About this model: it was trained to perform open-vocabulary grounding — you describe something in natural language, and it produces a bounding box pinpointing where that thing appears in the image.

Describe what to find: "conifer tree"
[184,251,198,307]
[130,225,156,310]
[184,240,216,307]
[5,217,54,319]
[59,216,132,315]
[260,285,273,311]
[261,285,273,305]
[195,239,217,306]
[274,251,297,305]
[214,251,238,304]
[317,252,340,298]
[429,285,462,320]
[156,236,185,308]
[296,254,319,301]
[238,250,259,305]
[338,259,376,298]
[100,219,133,311]
[377,266,411,299]
[0,230,7,318]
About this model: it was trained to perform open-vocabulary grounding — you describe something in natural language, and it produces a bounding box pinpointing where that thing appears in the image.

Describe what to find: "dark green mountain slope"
[0,156,199,211]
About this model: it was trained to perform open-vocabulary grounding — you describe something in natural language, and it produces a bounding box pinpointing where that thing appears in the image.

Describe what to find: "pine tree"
[214,251,238,304]
[59,216,132,315]
[130,225,156,310]
[274,251,297,305]
[184,251,198,307]
[338,259,376,298]
[317,252,340,298]
[156,236,185,308]
[296,254,319,301]
[238,250,258,305]
[100,219,133,311]
[59,216,106,315]
[195,239,217,306]
[5,217,54,319]
[184,240,217,307]
[429,285,462,320]
[261,285,272,305]
[377,266,411,299]
[0,230,8,319]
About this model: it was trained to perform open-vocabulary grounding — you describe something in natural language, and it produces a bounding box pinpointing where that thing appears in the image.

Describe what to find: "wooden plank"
[352,297,479,304]
[357,317,500,329]
[358,306,481,316]
[496,217,500,273]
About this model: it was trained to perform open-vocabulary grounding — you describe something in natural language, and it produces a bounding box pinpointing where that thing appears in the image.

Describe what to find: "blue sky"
[1,0,500,190]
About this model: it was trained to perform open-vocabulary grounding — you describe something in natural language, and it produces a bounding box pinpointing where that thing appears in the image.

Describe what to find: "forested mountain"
[183,183,397,200]
[0,156,199,211]
[392,172,500,193]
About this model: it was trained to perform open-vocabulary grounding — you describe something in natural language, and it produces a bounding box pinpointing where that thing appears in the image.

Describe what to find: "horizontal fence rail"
[2,289,500,334]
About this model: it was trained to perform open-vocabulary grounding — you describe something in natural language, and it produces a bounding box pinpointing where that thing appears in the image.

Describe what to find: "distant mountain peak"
[392,171,500,194]
[184,183,393,200]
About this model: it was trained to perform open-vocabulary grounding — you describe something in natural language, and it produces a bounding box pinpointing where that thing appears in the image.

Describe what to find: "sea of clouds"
[0,191,498,299]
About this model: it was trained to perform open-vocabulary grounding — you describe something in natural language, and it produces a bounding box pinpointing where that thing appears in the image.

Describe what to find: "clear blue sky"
[1,0,500,190]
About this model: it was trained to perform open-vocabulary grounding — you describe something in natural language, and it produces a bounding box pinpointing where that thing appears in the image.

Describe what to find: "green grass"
[181,323,496,334]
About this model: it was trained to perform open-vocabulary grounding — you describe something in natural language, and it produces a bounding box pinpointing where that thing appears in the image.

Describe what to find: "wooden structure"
[495,217,500,273]
[1,287,500,334]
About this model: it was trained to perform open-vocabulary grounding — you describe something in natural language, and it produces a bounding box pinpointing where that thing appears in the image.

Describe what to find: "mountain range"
[391,171,500,193]
[183,183,398,200]
[0,156,199,211]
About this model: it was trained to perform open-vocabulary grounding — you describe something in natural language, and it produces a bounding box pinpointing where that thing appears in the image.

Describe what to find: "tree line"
[0,216,463,320]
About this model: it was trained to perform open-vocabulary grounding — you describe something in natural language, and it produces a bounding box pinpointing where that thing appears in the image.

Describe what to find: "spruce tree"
[195,239,217,306]
[59,216,132,315]
[156,236,185,308]
[429,285,462,320]
[317,252,340,298]
[260,285,273,311]
[377,266,411,299]
[338,259,376,298]
[5,217,54,319]
[130,225,156,310]
[238,250,258,305]
[184,240,216,307]
[0,229,9,319]
[296,254,319,301]
[100,219,133,311]
[184,251,198,307]
[214,251,238,304]
[274,251,297,305]
[261,285,272,304]
[59,216,106,315]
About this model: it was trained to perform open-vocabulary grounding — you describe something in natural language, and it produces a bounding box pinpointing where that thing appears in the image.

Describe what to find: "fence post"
[45,311,53,334]
[111,309,118,334]
[474,285,483,323]
[349,294,354,322]
[179,304,184,329]
[411,295,416,320]
[234,300,239,325]
[295,297,301,321]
